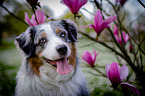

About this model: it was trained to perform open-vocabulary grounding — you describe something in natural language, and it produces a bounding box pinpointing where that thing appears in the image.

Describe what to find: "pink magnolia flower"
[114,25,130,45]
[105,63,140,96]
[105,63,129,88]
[82,49,98,67]
[61,0,87,14]
[81,9,117,35]
[25,10,52,26]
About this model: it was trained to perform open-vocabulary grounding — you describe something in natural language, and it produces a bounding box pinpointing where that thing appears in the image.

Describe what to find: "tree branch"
[0,5,28,26]
[137,0,145,8]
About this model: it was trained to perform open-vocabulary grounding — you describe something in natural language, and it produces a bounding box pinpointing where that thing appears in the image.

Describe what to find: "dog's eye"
[59,32,66,38]
[39,38,47,45]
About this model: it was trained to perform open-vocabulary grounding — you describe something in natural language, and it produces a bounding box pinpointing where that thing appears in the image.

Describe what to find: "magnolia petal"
[36,10,46,24]
[89,24,95,29]
[116,34,122,45]
[114,25,118,35]
[107,25,110,28]
[94,10,103,33]
[108,63,121,87]
[25,12,33,26]
[122,32,130,44]
[94,9,103,28]
[75,0,87,14]
[105,64,111,78]
[72,0,78,14]
[119,34,124,45]
[114,34,119,40]
[121,82,140,96]
[62,0,87,14]
[92,49,97,65]
[82,51,93,66]
[120,64,129,80]
[99,15,117,33]
[62,0,74,14]
[80,24,98,34]
[31,14,38,26]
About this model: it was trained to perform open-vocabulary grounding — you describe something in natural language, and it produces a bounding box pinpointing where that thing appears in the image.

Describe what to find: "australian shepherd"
[15,20,88,96]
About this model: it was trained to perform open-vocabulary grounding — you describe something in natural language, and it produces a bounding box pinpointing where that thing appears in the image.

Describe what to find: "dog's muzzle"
[56,44,67,56]
[43,44,71,75]
[44,57,71,75]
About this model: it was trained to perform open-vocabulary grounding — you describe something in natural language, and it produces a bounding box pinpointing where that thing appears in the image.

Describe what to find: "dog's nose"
[56,44,67,55]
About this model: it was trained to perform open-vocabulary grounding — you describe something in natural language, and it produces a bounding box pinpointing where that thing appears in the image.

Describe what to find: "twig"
[89,71,103,77]
[133,50,140,67]
[79,42,95,48]
[79,31,141,75]
[106,0,126,48]
[121,11,126,23]
[81,8,94,15]
[91,67,107,77]
[122,24,145,55]
[106,0,145,55]
[137,0,145,8]
[79,31,127,61]
[0,5,28,26]
[94,0,100,9]
[32,9,39,24]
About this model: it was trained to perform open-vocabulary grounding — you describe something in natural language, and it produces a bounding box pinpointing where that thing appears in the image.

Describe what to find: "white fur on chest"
[15,61,86,96]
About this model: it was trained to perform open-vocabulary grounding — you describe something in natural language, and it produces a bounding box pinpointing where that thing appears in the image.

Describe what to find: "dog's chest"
[15,65,83,96]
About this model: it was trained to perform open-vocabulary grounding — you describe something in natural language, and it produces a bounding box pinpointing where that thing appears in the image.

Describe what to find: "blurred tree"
[0,0,28,45]
[0,62,17,96]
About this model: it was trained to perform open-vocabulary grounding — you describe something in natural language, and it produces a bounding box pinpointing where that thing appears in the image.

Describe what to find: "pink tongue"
[56,57,71,75]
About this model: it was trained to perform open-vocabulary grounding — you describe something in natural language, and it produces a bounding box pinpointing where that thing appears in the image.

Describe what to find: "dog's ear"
[16,27,36,57]
[60,19,78,42]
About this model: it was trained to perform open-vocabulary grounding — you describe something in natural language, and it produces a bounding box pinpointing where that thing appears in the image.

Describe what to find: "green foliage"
[90,87,123,96]
[0,62,17,96]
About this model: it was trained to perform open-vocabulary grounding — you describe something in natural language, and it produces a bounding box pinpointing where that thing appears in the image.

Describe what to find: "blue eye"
[39,38,47,45]
[59,32,66,38]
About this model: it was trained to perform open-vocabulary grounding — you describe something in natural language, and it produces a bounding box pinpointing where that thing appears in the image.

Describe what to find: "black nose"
[56,44,67,55]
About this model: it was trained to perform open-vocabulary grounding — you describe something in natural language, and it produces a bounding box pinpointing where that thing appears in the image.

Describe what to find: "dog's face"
[16,20,77,75]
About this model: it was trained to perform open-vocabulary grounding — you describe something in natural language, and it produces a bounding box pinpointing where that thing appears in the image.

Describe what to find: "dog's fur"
[15,20,88,96]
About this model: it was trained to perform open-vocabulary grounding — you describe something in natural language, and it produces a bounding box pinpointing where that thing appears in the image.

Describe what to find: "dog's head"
[16,20,77,75]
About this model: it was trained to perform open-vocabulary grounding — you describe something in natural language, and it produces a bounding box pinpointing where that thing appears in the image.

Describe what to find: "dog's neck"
[16,56,87,96]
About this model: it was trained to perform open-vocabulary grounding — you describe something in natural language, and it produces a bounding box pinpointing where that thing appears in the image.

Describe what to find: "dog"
[15,19,89,96]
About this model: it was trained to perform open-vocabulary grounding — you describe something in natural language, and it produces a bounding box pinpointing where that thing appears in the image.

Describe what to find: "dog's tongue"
[56,57,71,75]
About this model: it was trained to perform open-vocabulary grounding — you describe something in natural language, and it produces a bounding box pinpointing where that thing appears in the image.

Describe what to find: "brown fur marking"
[68,42,76,68]
[56,28,61,34]
[29,56,43,75]
[42,33,47,37]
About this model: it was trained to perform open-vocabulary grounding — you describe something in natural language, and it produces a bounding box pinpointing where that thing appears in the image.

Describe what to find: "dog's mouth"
[43,57,71,75]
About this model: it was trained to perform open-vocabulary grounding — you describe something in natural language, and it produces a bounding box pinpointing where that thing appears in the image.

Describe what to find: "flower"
[82,49,98,67]
[25,10,52,26]
[81,9,117,35]
[105,63,128,88]
[61,0,87,14]
[114,25,130,45]
[116,0,128,7]
[105,63,140,96]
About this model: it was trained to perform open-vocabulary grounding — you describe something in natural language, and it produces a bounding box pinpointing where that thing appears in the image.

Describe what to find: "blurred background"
[0,0,145,96]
